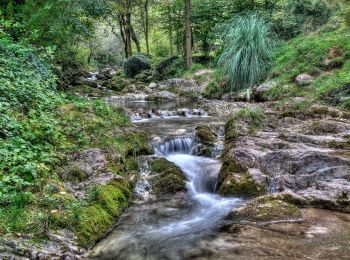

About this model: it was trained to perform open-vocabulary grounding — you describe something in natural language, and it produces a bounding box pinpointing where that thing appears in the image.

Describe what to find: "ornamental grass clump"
[218,13,276,93]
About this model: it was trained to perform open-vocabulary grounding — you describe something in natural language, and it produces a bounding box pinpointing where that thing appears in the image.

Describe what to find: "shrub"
[272,0,332,39]
[218,13,276,93]
[123,53,151,78]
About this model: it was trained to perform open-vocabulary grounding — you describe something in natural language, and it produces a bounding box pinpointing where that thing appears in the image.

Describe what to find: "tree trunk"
[145,0,150,54]
[118,15,128,58]
[184,0,192,68]
[124,0,133,58]
[131,25,141,53]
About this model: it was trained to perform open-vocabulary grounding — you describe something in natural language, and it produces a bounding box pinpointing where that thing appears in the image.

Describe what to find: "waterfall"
[154,137,196,156]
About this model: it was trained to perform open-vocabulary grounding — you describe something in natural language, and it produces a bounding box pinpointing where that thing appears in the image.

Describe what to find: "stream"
[87,99,350,260]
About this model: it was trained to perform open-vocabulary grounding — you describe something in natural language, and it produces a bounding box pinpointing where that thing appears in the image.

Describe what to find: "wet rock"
[295,74,314,86]
[228,199,302,223]
[149,158,186,195]
[252,81,277,102]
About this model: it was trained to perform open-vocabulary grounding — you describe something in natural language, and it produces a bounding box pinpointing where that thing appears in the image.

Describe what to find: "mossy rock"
[229,199,302,223]
[149,158,186,196]
[75,179,132,247]
[218,173,266,198]
[196,125,216,146]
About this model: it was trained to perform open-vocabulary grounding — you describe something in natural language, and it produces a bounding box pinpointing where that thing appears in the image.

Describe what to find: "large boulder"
[123,54,151,78]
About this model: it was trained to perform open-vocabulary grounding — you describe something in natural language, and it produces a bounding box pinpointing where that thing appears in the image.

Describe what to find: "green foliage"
[218,14,276,93]
[272,0,332,39]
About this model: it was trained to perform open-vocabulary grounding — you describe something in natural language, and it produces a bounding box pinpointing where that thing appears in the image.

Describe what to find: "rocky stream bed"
[2,73,350,259]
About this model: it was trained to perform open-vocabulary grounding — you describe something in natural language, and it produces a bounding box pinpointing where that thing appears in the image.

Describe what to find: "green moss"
[196,125,216,146]
[124,157,139,172]
[75,179,132,247]
[150,158,186,195]
[66,164,88,182]
[232,200,302,222]
[219,173,266,198]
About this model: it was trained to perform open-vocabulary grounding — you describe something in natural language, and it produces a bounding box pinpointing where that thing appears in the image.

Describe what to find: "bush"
[155,56,179,79]
[272,0,332,39]
[218,13,276,93]
[123,53,151,78]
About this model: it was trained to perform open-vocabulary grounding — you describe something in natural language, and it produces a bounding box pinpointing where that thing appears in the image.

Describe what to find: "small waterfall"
[134,157,153,199]
[154,137,196,156]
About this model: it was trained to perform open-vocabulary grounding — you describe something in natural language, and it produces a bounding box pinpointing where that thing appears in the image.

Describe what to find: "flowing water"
[87,100,350,260]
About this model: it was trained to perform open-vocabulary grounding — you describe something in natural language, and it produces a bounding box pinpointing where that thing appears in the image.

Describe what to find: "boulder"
[295,74,314,86]
[149,158,186,195]
[252,81,277,102]
[196,125,216,146]
[73,77,101,88]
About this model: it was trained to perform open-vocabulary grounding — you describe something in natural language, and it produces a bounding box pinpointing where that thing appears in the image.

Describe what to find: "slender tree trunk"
[145,0,150,54]
[118,15,128,58]
[131,25,141,53]
[184,0,192,68]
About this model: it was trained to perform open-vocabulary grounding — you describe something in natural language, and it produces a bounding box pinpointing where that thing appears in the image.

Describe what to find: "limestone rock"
[295,74,314,86]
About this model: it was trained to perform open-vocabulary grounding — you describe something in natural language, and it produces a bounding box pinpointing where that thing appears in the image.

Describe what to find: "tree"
[184,0,192,67]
